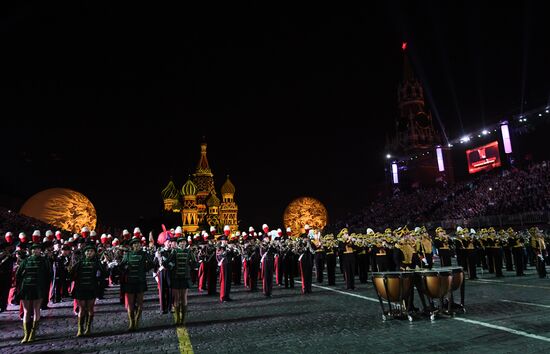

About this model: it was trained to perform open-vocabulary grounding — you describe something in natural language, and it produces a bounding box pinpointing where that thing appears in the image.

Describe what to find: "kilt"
[72,285,97,300]
[125,281,147,294]
[18,284,42,301]
[171,277,190,290]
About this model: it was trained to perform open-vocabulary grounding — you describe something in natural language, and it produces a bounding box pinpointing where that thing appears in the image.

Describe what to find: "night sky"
[2,1,549,231]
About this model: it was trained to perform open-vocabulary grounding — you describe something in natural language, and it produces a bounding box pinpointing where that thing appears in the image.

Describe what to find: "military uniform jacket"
[16,255,49,300]
[434,236,451,250]
[53,254,70,279]
[72,257,103,300]
[121,250,152,293]
[169,248,193,289]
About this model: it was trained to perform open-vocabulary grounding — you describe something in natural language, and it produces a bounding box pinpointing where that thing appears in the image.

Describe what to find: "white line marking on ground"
[476,278,504,283]
[309,282,379,303]
[297,281,550,342]
[475,281,550,290]
[500,299,550,309]
[452,317,550,343]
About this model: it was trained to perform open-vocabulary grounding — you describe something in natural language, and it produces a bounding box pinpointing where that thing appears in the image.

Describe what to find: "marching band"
[0,223,548,344]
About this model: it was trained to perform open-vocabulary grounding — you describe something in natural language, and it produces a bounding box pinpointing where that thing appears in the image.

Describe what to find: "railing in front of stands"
[425,211,550,229]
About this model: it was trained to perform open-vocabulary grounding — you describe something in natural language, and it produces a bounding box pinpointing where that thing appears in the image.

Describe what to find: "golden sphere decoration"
[283,197,328,235]
[20,188,97,233]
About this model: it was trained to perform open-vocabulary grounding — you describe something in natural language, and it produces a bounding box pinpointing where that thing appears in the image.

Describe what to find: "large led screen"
[466,141,501,174]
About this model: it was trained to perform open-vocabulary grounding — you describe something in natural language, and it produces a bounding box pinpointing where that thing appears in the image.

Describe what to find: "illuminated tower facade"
[192,143,215,224]
[161,180,181,212]
[219,175,239,231]
[394,43,439,151]
[181,177,199,232]
[161,141,239,232]
[387,43,453,187]
[205,192,220,230]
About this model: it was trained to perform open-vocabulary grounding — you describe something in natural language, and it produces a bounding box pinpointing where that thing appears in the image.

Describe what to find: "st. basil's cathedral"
[161,142,239,233]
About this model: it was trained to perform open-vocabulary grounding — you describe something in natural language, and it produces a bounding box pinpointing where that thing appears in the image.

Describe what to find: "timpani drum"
[372,271,414,321]
[414,269,452,320]
[440,266,466,313]
[415,269,452,299]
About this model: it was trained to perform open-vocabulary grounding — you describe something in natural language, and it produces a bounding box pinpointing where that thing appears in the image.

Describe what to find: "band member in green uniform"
[16,243,49,343]
[121,237,153,331]
[71,245,104,336]
[169,237,194,325]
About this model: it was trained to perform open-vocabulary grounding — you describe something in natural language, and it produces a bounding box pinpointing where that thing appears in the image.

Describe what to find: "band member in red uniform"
[217,226,233,302]
[260,226,275,297]
[207,227,218,296]
[274,228,283,286]
[247,227,260,292]
[155,234,172,314]
[191,233,201,285]
[197,232,208,292]
[231,231,242,285]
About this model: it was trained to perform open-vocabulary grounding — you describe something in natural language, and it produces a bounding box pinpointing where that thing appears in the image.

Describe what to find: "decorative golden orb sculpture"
[20,188,97,233]
[283,197,328,236]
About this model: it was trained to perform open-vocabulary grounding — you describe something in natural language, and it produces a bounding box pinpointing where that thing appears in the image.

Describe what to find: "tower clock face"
[415,112,430,127]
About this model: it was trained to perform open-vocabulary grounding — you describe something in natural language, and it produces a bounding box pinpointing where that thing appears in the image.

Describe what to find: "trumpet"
[227,243,240,255]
